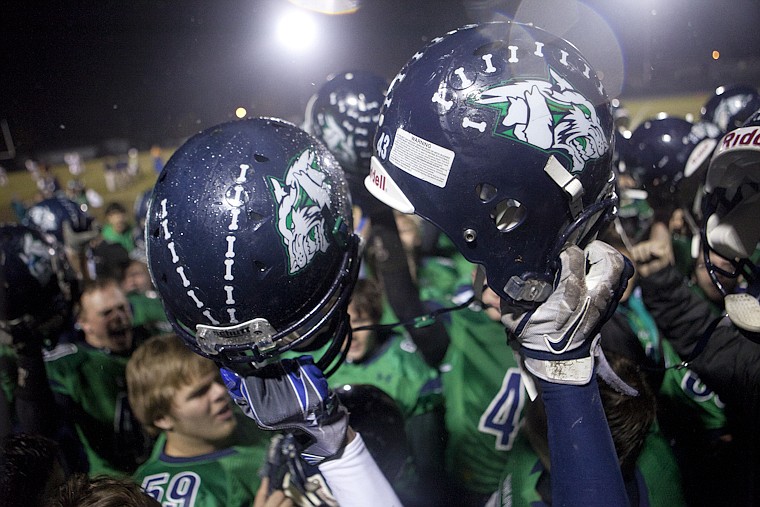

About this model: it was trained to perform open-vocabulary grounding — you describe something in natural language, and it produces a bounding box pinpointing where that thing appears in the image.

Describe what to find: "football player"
[363,21,634,506]
[145,116,401,506]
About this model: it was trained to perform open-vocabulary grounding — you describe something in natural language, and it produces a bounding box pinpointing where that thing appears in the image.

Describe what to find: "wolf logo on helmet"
[20,232,56,284]
[25,206,59,236]
[147,118,360,370]
[473,68,609,174]
[268,149,333,274]
[319,114,358,167]
[365,22,616,307]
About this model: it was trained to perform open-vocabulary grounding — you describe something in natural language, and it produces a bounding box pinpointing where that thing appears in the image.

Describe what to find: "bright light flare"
[287,0,360,15]
[276,10,318,51]
[712,50,720,60]
[235,107,247,118]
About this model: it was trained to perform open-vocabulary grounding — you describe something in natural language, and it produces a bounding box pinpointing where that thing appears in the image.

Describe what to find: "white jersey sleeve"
[318,432,403,507]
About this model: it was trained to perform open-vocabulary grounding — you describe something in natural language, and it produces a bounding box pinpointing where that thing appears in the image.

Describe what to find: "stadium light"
[276,9,318,52]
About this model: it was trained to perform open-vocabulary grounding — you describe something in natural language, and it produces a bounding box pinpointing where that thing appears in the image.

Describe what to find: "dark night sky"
[2,0,759,161]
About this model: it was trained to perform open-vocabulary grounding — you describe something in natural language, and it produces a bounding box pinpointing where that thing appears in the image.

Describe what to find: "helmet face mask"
[365,21,616,307]
[701,108,760,338]
[702,110,760,294]
[147,118,360,371]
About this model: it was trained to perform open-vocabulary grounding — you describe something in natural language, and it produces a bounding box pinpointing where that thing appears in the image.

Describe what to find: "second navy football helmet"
[146,118,360,372]
[0,224,79,344]
[627,117,695,194]
[701,84,760,134]
[23,195,96,247]
[304,70,388,207]
[365,21,616,307]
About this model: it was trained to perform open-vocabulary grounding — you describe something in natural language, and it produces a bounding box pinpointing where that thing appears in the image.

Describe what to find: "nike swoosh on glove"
[501,240,635,390]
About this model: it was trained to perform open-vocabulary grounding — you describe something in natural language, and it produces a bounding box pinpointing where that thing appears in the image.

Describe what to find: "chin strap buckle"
[543,155,584,219]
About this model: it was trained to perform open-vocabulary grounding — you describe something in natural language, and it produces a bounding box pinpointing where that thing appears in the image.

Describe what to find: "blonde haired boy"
[127,334,270,507]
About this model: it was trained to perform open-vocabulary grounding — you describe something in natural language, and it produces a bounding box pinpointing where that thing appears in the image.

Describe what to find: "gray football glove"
[501,241,635,391]
[220,356,349,465]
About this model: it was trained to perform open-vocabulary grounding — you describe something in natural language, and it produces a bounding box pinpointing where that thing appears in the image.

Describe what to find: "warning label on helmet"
[390,128,454,188]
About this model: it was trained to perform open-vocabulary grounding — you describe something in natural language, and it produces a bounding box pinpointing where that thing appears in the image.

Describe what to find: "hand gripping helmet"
[701,84,760,134]
[146,118,360,372]
[365,21,616,306]
[0,224,79,344]
[700,107,760,336]
[23,195,96,248]
[304,70,388,207]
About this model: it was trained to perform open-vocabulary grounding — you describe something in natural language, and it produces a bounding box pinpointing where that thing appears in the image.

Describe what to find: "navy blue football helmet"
[304,70,388,206]
[146,118,360,372]
[627,117,695,193]
[23,195,96,248]
[305,70,387,175]
[701,84,760,134]
[364,21,616,306]
[0,224,79,343]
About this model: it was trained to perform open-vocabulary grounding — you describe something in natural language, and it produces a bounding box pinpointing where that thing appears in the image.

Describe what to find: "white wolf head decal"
[268,149,333,274]
[473,68,608,174]
[19,232,55,285]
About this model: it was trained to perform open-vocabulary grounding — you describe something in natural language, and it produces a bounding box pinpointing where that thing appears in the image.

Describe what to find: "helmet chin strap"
[500,156,616,307]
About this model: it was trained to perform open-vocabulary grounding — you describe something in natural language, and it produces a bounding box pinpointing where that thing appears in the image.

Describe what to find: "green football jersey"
[440,301,526,495]
[327,334,441,418]
[127,291,172,338]
[412,251,525,495]
[490,428,686,506]
[134,414,270,507]
[44,342,150,476]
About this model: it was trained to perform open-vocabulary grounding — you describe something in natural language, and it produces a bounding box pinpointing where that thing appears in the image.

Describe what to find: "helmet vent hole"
[253,154,269,163]
[151,226,160,238]
[249,211,264,222]
[253,260,267,272]
[476,183,498,203]
[491,199,525,232]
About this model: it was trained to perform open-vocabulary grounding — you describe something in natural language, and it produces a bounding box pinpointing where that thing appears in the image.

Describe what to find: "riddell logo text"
[722,128,760,149]
[369,166,386,191]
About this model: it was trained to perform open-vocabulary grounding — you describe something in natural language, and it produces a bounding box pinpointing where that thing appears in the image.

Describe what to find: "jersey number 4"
[478,368,525,451]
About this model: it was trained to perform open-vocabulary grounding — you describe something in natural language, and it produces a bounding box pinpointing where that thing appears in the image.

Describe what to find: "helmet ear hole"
[254,153,269,163]
[491,198,525,232]
[476,183,498,203]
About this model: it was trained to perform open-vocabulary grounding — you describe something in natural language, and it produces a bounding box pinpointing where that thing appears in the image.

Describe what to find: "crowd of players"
[2,20,760,507]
